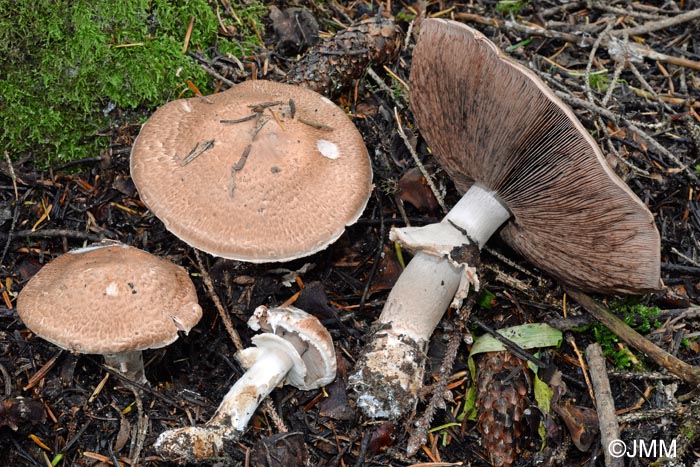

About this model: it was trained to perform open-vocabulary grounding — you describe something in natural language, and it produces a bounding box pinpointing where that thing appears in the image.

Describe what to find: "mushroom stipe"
[349,19,661,420]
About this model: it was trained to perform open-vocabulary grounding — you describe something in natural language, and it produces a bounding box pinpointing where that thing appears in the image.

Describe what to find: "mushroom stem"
[154,335,297,463]
[210,340,295,430]
[103,351,146,385]
[350,185,511,419]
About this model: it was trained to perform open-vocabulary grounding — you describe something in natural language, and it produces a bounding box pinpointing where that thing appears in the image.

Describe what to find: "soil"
[2,1,700,466]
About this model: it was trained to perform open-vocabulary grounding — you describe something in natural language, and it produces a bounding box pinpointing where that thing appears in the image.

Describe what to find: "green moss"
[588,71,610,92]
[496,0,530,16]
[0,0,265,165]
[592,300,661,369]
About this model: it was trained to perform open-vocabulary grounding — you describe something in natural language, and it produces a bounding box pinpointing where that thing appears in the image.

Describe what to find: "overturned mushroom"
[16,242,202,385]
[349,19,661,419]
[155,305,336,463]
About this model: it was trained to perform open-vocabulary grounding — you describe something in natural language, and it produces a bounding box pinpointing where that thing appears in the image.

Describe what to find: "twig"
[0,152,21,267]
[182,140,215,166]
[407,325,464,456]
[0,228,109,243]
[220,114,257,124]
[566,289,700,385]
[127,385,148,466]
[453,13,700,71]
[198,63,236,87]
[229,144,252,198]
[193,249,244,352]
[590,2,669,21]
[584,19,614,104]
[608,8,700,38]
[0,362,10,397]
[586,343,623,467]
[671,247,700,267]
[4,150,19,199]
[617,405,685,424]
[367,67,405,110]
[394,107,447,213]
[298,118,334,132]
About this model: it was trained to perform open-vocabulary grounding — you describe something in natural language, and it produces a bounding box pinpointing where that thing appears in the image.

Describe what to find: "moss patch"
[0,0,264,165]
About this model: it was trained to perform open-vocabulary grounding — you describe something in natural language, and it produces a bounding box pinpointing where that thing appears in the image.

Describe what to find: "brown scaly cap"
[130,80,372,263]
[16,243,202,355]
[410,19,660,294]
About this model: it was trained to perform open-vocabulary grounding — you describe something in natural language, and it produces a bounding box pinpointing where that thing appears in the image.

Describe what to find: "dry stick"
[608,8,700,38]
[367,67,405,110]
[590,1,668,21]
[671,247,700,267]
[453,13,700,71]
[617,405,686,424]
[193,249,244,352]
[128,385,148,466]
[0,362,11,397]
[407,325,465,456]
[393,107,447,213]
[584,19,614,104]
[0,228,108,242]
[566,289,700,386]
[586,343,623,467]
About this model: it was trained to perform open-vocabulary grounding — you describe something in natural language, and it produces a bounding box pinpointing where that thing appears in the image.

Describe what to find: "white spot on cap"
[181,101,192,112]
[105,282,119,297]
[317,140,339,160]
[321,96,334,105]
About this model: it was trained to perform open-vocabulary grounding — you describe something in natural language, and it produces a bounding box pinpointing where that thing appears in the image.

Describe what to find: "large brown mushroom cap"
[130,80,372,262]
[410,19,660,293]
[16,243,202,354]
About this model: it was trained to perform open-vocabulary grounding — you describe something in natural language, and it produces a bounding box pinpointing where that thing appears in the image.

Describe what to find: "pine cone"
[474,351,529,467]
[284,17,401,96]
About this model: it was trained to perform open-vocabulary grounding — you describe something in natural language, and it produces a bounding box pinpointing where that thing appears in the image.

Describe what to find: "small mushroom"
[130,79,372,263]
[155,305,336,463]
[349,19,661,419]
[16,242,202,385]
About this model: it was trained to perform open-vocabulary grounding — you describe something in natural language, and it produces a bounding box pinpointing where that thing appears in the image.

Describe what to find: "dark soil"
[2,1,700,466]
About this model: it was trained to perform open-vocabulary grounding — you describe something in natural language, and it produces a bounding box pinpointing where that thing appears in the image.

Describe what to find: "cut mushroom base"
[349,19,661,420]
[155,305,336,463]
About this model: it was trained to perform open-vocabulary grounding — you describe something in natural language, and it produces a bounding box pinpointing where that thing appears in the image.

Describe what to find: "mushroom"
[16,242,202,385]
[130,79,372,263]
[349,19,661,419]
[154,305,336,463]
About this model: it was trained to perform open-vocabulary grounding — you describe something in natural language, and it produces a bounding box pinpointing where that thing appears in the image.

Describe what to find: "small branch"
[453,13,700,71]
[0,228,109,243]
[586,343,623,467]
[567,289,700,386]
[394,107,447,213]
[608,8,700,38]
[193,249,245,352]
[407,325,465,456]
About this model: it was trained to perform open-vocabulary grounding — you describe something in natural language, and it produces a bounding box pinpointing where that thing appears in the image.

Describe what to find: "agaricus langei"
[349,19,661,419]
[130,79,372,263]
[16,243,202,385]
[154,305,336,463]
